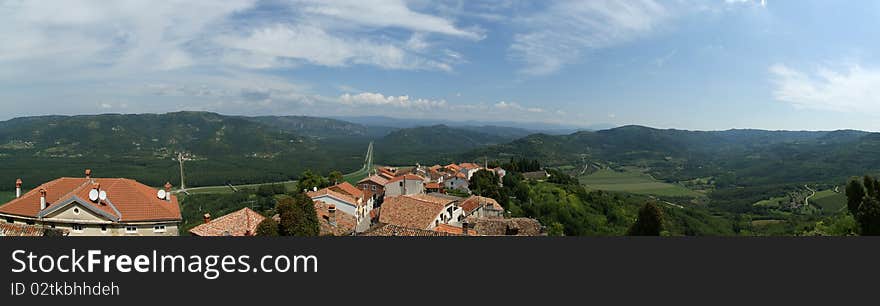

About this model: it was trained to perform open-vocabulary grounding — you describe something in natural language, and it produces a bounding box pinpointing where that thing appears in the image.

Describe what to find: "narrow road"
[804,184,816,207]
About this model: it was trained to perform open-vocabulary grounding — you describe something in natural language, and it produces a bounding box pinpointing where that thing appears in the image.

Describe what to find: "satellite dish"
[98,190,107,201]
[88,189,99,202]
[157,189,167,200]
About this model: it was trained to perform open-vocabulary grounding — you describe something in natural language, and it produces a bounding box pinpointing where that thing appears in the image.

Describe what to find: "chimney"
[15,178,22,198]
[462,221,469,236]
[164,182,173,201]
[85,169,92,179]
[203,213,212,224]
[328,205,337,226]
[39,189,47,210]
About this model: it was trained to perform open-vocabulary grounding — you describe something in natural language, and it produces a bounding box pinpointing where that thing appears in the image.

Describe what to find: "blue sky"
[2,0,880,131]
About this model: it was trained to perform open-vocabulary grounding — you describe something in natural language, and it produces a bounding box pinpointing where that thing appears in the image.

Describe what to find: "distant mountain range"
[4,112,880,198]
[465,125,878,188]
[329,115,615,134]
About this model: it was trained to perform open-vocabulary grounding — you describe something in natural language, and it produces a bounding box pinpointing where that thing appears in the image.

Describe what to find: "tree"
[469,170,505,202]
[628,202,664,236]
[256,218,279,236]
[845,179,865,216]
[277,194,320,236]
[857,196,880,235]
[328,171,344,185]
[844,175,880,236]
[297,170,329,192]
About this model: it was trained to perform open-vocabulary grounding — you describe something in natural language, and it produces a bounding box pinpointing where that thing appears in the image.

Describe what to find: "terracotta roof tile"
[434,224,478,236]
[378,195,449,229]
[460,196,502,214]
[468,217,543,236]
[459,163,482,170]
[360,224,461,236]
[329,182,364,200]
[314,201,357,236]
[359,175,389,185]
[0,223,68,236]
[386,174,425,184]
[188,207,265,236]
[308,188,362,207]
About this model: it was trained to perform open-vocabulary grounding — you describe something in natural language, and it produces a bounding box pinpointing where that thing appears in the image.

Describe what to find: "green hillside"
[0,112,364,189]
[375,125,512,165]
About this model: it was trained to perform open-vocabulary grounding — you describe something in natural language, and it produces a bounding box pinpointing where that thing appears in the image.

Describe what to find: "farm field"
[810,189,846,212]
[183,181,298,195]
[754,195,790,208]
[578,168,702,197]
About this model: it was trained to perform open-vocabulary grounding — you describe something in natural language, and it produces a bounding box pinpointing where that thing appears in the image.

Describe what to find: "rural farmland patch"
[578,168,701,197]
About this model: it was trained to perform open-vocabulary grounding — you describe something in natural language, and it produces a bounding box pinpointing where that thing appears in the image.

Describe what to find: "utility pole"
[178,152,186,191]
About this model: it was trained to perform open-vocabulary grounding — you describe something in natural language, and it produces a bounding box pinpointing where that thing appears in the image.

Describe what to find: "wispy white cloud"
[216,24,453,71]
[770,63,880,113]
[339,92,448,110]
[494,101,544,113]
[509,0,672,76]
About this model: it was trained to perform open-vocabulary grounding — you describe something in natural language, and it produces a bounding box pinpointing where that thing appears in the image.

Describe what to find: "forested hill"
[374,125,516,165]
[465,125,878,186]
[0,112,364,189]
[246,115,394,138]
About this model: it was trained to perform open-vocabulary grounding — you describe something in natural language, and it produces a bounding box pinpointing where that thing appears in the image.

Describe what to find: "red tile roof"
[425,182,441,189]
[460,163,482,170]
[359,175,389,186]
[386,174,425,184]
[434,224,478,236]
[0,177,181,222]
[460,196,502,214]
[188,207,265,236]
[330,182,365,200]
[307,188,362,207]
[378,195,450,229]
[0,222,68,236]
[314,201,357,236]
[360,224,461,236]
[444,164,461,172]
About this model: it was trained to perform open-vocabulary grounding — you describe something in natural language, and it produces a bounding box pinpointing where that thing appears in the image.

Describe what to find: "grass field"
[754,195,789,208]
[810,189,846,212]
[751,219,786,227]
[183,181,298,195]
[578,168,702,197]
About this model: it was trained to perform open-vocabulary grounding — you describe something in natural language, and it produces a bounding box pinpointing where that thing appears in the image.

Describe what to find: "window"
[153,225,166,233]
[125,226,137,234]
[399,182,404,187]
[5,218,12,223]
[100,225,108,233]
[72,224,84,233]
[371,185,377,191]
[72,207,80,215]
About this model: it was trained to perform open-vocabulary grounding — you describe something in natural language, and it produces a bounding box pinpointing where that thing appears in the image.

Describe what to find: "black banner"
[1,237,877,304]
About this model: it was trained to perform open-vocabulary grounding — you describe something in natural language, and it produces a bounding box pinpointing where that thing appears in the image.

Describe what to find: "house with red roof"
[308,182,374,232]
[383,174,426,198]
[378,194,460,230]
[0,170,182,236]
